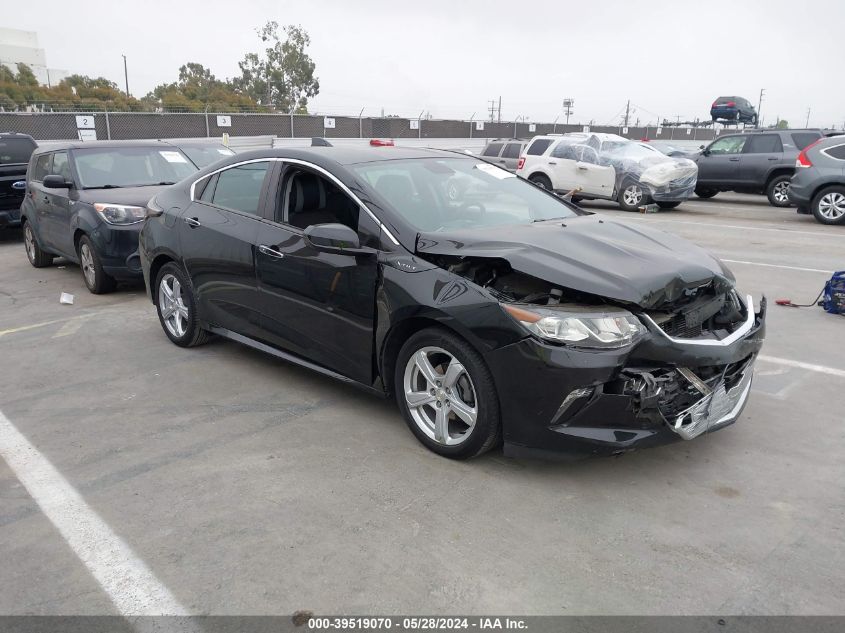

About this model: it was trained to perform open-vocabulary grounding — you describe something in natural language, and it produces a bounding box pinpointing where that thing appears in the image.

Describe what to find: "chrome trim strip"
[188,157,401,246]
[713,373,753,427]
[641,294,755,348]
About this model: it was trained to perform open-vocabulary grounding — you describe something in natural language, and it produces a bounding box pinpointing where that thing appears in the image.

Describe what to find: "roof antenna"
[311,137,333,147]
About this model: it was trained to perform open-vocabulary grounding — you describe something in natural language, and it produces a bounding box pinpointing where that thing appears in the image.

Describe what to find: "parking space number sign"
[216,116,232,127]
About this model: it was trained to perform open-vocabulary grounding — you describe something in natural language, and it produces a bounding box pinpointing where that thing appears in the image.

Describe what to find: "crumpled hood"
[638,157,698,187]
[415,215,735,309]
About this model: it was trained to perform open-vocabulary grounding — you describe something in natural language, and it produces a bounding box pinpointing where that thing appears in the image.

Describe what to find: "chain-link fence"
[0,108,722,142]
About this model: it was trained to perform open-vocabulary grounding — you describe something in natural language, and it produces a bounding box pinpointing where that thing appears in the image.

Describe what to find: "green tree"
[234,22,319,112]
[143,62,258,112]
[776,119,789,129]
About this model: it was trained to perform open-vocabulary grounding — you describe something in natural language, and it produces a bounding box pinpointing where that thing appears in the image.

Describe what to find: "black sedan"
[139,146,766,460]
[20,140,234,293]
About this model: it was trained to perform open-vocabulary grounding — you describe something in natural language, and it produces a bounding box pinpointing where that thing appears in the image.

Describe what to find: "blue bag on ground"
[822,271,845,315]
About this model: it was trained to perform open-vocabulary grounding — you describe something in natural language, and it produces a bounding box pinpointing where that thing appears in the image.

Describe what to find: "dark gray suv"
[788,136,845,225]
[694,129,823,207]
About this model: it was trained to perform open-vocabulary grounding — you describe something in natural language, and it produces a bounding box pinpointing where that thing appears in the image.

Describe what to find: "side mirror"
[699,145,705,150]
[304,223,370,255]
[42,174,73,189]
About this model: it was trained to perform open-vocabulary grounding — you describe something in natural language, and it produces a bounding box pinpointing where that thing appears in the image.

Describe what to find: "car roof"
[237,146,469,166]
[31,139,176,155]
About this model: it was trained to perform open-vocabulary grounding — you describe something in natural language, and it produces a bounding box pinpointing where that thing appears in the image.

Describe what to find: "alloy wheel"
[24,224,36,263]
[818,192,845,221]
[158,273,190,338]
[773,181,790,204]
[80,243,96,288]
[403,346,478,446]
[623,184,643,207]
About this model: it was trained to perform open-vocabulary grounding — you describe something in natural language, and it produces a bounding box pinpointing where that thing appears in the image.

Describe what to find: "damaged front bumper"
[487,296,766,460]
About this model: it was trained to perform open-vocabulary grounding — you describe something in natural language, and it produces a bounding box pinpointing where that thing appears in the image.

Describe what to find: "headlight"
[94,203,146,225]
[502,303,645,348]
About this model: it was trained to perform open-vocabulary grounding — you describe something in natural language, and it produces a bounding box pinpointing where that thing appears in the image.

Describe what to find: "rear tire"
[529,174,553,191]
[22,220,53,268]
[811,186,845,225]
[695,188,718,199]
[155,262,210,347]
[78,235,116,294]
[766,174,792,208]
[656,201,681,210]
[394,328,501,459]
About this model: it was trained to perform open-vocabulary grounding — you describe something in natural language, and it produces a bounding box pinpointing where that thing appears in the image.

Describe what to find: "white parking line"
[720,259,832,274]
[0,312,101,339]
[758,355,845,379]
[0,409,190,616]
[624,216,845,239]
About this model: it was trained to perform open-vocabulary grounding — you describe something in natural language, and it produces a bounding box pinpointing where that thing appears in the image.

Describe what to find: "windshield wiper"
[532,216,569,222]
[83,184,123,190]
[156,181,176,185]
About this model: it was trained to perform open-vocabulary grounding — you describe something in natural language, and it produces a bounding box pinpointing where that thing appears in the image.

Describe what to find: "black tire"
[766,174,792,208]
[22,220,53,268]
[394,327,501,459]
[77,235,116,294]
[154,262,210,347]
[656,201,681,210]
[810,185,845,226]
[617,180,650,212]
[695,188,718,199]
[529,173,553,191]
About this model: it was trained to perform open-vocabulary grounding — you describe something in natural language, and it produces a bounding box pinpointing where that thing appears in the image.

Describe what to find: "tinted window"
[196,174,216,201]
[745,135,783,154]
[526,139,553,155]
[823,144,845,160]
[0,137,36,164]
[501,143,522,159]
[792,133,821,150]
[353,158,579,232]
[482,143,504,157]
[73,147,198,188]
[50,152,71,180]
[211,162,270,214]
[281,169,359,231]
[32,154,51,181]
[708,136,747,154]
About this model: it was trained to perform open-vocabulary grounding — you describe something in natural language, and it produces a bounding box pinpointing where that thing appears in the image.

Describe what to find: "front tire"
[811,186,845,225]
[695,188,718,199]
[22,221,53,268]
[78,235,116,294]
[656,201,681,210]
[394,328,501,459]
[618,181,649,211]
[155,262,210,347]
[766,175,792,208]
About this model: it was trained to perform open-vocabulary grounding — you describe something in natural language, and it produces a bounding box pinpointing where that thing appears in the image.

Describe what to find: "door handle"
[258,245,284,259]
[184,217,201,228]
[729,157,740,161]
[767,157,778,161]
[548,161,557,165]
[577,164,588,170]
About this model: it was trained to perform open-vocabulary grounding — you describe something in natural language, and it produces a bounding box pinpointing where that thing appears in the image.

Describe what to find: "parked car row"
[7,136,767,460]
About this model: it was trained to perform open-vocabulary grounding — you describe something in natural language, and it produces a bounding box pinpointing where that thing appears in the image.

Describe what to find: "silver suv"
[479,139,527,172]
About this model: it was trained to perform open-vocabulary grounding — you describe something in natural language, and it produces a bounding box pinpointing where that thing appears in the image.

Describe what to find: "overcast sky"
[8,0,845,128]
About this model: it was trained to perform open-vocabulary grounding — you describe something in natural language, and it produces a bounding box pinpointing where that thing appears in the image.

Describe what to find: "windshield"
[601,142,661,160]
[179,145,236,168]
[73,146,199,188]
[0,137,37,165]
[352,158,580,232]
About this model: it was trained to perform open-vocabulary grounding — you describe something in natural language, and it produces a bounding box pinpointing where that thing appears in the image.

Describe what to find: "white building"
[0,28,68,87]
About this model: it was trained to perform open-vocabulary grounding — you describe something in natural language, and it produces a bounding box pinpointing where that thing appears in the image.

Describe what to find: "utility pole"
[122,54,129,97]
[488,99,496,122]
[563,98,574,125]
[497,95,502,123]
[805,107,811,128]
[757,88,765,127]
[623,100,630,128]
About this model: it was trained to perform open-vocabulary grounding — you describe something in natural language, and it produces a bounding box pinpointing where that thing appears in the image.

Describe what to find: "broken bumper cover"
[486,296,766,460]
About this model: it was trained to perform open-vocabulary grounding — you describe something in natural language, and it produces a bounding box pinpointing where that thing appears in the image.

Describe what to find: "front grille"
[659,313,703,338]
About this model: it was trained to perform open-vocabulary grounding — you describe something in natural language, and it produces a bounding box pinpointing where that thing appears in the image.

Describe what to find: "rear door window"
[526,139,553,155]
[32,154,51,181]
[210,161,272,215]
[744,135,783,154]
[792,132,821,150]
[482,143,504,157]
[501,143,522,159]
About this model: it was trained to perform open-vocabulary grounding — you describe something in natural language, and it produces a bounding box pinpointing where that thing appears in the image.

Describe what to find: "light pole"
[757,88,765,128]
[563,98,574,125]
[122,54,129,97]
